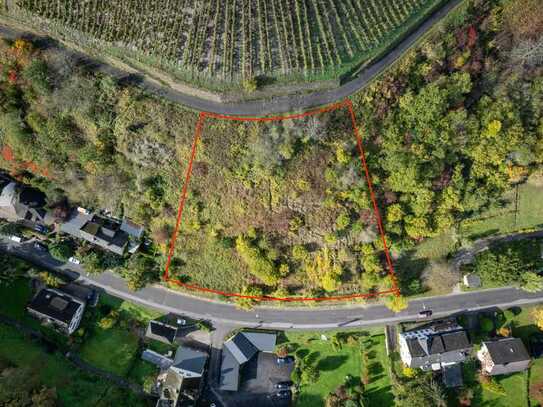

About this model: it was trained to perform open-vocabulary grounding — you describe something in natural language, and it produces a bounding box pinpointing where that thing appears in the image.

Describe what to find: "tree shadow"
[316,355,348,371]
[368,361,384,376]
[304,351,320,366]
[395,250,429,295]
[295,348,309,359]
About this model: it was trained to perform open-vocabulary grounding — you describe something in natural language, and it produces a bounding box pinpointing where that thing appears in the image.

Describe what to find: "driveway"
[0,0,462,116]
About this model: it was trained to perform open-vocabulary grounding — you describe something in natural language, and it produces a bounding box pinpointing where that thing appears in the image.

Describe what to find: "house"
[157,369,184,407]
[27,287,86,335]
[0,181,51,225]
[153,346,208,407]
[60,208,143,255]
[219,331,277,391]
[399,319,472,371]
[146,320,179,345]
[477,337,531,375]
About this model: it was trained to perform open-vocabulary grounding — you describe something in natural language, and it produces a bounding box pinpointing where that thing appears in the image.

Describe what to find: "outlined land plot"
[164,100,399,302]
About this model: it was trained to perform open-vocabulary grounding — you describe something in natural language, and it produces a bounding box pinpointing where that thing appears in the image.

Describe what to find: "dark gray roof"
[443,364,463,388]
[406,330,471,368]
[60,211,129,255]
[226,332,258,364]
[146,320,178,344]
[241,332,277,352]
[172,346,208,376]
[219,347,240,391]
[484,338,531,365]
[219,331,277,391]
[28,288,83,325]
[141,349,173,370]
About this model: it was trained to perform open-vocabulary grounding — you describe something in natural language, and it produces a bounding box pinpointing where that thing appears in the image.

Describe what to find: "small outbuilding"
[463,274,481,288]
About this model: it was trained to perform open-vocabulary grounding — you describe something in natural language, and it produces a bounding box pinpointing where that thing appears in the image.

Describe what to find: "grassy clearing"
[282,328,392,407]
[460,181,543,239]
[79,325,140,376]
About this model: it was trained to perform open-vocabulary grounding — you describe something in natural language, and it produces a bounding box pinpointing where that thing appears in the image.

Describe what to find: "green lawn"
[282,329,393,407]
[79,325,140,376]
[0,320,145,406]
[460,180,543,239]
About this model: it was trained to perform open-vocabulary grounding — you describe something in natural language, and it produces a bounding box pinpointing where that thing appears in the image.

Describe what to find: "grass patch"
[283,328,392,407]
[460,182,543,239]
[0,323,144,406]
[79,325,140,376]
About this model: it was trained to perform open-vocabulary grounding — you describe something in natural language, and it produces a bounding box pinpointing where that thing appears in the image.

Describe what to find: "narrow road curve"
[3,236,543,330]
[0,0,461,116]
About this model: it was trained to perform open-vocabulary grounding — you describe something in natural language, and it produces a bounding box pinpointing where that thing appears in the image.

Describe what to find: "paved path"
[0,0,462,116]
[3,236,543,330]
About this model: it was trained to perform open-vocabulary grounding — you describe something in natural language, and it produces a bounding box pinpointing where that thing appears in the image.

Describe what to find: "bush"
[49,241,74,262]
[235,236,279,286]
[480,375,506,395]
[22,60,51,95]
[479,316,494,334]
[98,310,120,329]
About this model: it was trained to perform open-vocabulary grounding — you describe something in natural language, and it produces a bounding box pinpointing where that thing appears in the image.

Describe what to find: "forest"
[0,0,541,302]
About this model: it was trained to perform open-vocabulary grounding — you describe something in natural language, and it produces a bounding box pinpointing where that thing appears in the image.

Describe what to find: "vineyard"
[7,0,442,88]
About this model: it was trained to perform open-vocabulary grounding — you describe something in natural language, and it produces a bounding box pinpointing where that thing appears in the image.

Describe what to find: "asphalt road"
[0,0,462,116]
[3,237,543,330]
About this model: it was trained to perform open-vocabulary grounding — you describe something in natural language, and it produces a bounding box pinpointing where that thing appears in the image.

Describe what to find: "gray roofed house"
[170,346,208,379]
[156,369,183,407]
[399,319,472,371]
[0,181,50,224]
[60,209,143,255]
[478,338,531,376]
[146,320,178,345]
[153,346,208,407]
[27,288,86,335]
[219,331,277,391]
[142,349,173,370]
[220,347,241,392]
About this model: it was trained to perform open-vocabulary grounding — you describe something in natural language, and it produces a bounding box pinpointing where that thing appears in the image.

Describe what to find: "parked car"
[275,381,293,389]
[68,257,81,265]
[33,242,48,252]
[276,356,295,364]
[276,390,292,399]
[418,309,433,318]
[33,224,47,234]
[10,235,22,243]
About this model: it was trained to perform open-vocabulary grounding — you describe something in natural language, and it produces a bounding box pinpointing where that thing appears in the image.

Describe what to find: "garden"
[278,328,393,406]
[0,273,148,406]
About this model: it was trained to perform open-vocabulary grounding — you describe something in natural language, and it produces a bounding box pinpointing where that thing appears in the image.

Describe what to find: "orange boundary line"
[164,100,400,302]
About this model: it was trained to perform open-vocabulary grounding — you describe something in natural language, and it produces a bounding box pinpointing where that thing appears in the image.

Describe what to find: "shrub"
[402,367,417,378]
[98,310,120,329]
[480,375,506,395]
[49,241,74,262]
[235,236,279,285]
[479,316,494,334]
[22,60,51,95]
[38,271,64,288]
